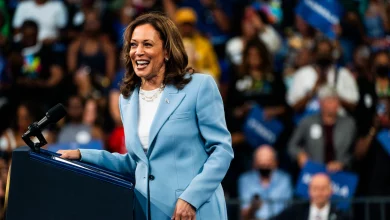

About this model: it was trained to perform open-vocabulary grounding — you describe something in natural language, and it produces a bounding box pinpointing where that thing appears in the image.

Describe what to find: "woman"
[227,37,288,145]
[58,13,233,220]
[224,37,290,198]
[67,10,116,92]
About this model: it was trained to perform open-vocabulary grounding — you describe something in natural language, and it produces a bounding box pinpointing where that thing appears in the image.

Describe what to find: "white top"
[225,25,282,65]
[309,203,330,220]
[12,1,68,41]
[287,65,359,106]
[138,88,162,151]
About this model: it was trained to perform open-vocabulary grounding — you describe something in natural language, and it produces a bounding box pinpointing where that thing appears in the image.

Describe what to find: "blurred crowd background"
[1,0,390,219]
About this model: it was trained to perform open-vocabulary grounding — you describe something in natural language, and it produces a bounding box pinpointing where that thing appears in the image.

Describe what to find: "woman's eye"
[144,43,152,47]
[130,43,137,47]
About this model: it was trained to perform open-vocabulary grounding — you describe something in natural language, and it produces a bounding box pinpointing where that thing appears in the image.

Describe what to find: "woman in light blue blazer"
[58,13,233,220]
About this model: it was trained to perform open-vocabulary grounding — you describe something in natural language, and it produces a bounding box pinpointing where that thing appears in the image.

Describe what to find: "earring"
[165,57,169,62]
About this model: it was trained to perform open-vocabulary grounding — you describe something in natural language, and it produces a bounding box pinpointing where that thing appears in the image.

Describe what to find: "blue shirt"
[238,169,293,220]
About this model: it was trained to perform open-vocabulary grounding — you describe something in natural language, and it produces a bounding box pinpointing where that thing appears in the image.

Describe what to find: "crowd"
[0,0,390,219]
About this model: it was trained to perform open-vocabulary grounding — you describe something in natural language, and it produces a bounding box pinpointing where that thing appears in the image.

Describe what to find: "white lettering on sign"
[247,118,276,143]
[302,172,349,198]
[304,0,339,24]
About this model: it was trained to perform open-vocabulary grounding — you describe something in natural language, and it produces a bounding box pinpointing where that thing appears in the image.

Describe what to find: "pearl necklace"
[139,84,165,102]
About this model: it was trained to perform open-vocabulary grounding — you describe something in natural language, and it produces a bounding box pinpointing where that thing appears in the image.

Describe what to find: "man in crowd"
[288,85,356,172]
[273,173,349,220]
[238,145,292,220]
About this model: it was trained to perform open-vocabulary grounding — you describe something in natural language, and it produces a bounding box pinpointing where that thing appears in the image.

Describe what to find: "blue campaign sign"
[377,129,390,155]
[295,161,358,202]
[243,104,284,148]
[294,97,320,125]
[46,140,104,152]
[295,0,344,39]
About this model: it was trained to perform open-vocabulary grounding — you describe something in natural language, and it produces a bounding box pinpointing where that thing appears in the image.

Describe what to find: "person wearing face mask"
[287,38,359,121]
[238,145,292,220]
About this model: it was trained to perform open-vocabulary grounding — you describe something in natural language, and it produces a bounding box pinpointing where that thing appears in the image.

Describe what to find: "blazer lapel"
[127,86,148,164]
[147,85,185,157]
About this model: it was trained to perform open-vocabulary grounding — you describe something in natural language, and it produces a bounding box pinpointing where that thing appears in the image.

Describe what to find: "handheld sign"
[295,0,344,39]
[243,104,284,148]
[377,129,390,156]
[296,161,358,209]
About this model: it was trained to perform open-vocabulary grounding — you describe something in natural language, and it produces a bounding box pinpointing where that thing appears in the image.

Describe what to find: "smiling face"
[130,24,168,81]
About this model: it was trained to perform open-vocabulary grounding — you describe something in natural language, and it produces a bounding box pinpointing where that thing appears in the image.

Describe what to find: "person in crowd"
[356,51,390,197]
[67,9,116,92]
[351,50,390,219]
[350,46,377,162]
[8,20,64,109]
[57,13,233,219]
[112,0,135,50]
[224,37,289,198]
[83,98,104,134]
[273,173,348,220]
[227,37,288,147]
[163,0,232,58]
[0,102,53,152]
[0,6,11,108]
[226,5,282,67]
[175,7,221,82]
[238,145,292,220]
[12,0,67,44]
[283,15,316,82]
[57,95,103,144]
[287,38,359,119]
[107,65,126,154]
[288,85,356,172]
[363,0,390,50]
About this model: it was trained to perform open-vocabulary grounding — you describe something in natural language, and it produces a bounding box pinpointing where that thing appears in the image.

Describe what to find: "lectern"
[6,146,134,220]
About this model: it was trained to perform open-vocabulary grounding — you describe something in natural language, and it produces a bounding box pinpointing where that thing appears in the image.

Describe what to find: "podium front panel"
[6,147,134,220]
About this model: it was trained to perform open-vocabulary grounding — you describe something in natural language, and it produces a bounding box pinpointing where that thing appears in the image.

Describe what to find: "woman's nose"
[135,45,144,56]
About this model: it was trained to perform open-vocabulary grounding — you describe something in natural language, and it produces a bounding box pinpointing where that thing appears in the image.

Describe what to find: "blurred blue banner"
[243,104,284,148]
[46,140,103,152]
[296,161,358,209]
[295,0,344,39]
[377,129,390,155]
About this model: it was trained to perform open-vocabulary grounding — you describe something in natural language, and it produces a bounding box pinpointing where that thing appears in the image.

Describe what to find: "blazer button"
[148,175,155,180]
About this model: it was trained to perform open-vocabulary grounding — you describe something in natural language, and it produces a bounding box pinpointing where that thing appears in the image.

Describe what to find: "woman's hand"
[57,149,81,160]
[172,198,196,220]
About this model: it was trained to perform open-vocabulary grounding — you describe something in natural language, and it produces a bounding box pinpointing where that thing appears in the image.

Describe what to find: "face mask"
[376,65,389,77]
[258,168,272,178]
[316,56,333,69]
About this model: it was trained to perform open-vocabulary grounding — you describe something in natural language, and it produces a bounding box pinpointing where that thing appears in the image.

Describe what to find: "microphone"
[36,103,67,131]
[22,103,67,151]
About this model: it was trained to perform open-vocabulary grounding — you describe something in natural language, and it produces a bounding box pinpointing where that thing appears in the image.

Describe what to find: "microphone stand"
[22,122,48,152]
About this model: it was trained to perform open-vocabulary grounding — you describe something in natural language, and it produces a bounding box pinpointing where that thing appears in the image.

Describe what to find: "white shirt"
[225,25,282,65]
[309,203,330,220]
[138,88,162,151]
[287,65,359,106]
[12,1,68,41]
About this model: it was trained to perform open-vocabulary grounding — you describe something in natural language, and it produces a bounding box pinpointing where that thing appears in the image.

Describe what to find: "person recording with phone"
[238,145,292,220]
[287,38,359,117]
[57,13,233,220]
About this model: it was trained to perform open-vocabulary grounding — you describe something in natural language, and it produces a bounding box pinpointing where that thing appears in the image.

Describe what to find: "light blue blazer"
[79,74,234,220]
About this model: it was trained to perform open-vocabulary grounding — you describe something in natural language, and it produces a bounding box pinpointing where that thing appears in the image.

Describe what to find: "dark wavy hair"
[240,37,273,80]
[120,12,192,98]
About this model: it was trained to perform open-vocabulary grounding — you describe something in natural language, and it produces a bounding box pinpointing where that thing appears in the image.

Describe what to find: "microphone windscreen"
[46,103,67,123]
